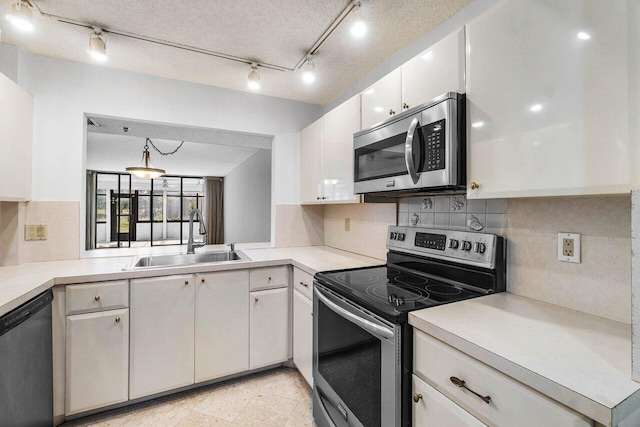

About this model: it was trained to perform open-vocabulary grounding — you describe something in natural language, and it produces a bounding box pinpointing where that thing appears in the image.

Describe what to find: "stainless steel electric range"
[312,225,506,427]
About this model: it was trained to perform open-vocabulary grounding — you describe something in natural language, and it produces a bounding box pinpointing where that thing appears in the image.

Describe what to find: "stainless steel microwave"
[354,92,465,195]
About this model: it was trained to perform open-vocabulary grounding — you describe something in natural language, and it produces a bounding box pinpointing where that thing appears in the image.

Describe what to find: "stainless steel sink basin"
[125,250,250,270]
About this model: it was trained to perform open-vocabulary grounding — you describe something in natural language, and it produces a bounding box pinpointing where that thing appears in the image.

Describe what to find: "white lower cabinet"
[293,289,313,386]
[413,374,486,427]
[195,270,249,382]
[65,309,129,416]
[129,275,195,399]
[250,287,288,370]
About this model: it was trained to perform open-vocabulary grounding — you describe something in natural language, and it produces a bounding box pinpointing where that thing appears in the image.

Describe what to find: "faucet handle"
[227,242,236,252]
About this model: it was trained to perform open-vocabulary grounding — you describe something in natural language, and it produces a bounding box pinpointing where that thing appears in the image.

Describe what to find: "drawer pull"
[94,295,101,301]
[115,316,121,323]
[201,278,205,283]
[268,277,272,281]
[255,297,259,302]
[300,281,309,288]
[450,377,491,404]
[412,393,422,403]
[185,280,189,285]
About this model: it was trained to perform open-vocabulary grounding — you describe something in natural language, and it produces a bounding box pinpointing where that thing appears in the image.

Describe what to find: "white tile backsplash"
[398,195,507,235]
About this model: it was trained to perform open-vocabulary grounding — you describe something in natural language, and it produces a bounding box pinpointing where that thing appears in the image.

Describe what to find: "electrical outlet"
[25,224,47,241]
[558,232,580,263]
[344,218,350,231]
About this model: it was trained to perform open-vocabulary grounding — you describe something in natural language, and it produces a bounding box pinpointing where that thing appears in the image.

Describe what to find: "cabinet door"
[250,287,288,369]
[402,27,465,109]
[0,73,32,201]
[466,0,635,199]
[300,118,323,203]
[293,290,313,387]
[413,375,486,427]
[66,309,129,415]
[130,275,195,399]
[361,67,402,130]
[195,270,249,383]
[322,94,361,203]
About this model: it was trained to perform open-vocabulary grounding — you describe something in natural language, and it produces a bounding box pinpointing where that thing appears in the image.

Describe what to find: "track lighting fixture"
[350,1,369,38]
[87,29,107,62]
[302,57,316,84]
[247,64,260,90]
[5,1,34,32]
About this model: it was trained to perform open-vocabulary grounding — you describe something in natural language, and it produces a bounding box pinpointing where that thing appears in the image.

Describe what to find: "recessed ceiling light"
[5,1,34,32]
[248,64,260,90]
[577,31,591,40]
[302,57,316,84]
[471,121,484,128]
[529,104,543,112]
[87,30,107,62]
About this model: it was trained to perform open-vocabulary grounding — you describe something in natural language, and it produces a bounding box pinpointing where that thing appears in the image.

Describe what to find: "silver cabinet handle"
[404,117,420,185]
[450,377,491,404]
[299,281,309,288]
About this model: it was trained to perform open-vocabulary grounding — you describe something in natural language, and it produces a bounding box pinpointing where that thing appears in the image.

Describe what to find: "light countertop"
[0,245,383,318]
[409,293,640,426]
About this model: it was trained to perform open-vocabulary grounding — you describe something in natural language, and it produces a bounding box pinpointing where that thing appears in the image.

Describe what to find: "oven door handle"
[404,117,421,185]
[315,287,394,340]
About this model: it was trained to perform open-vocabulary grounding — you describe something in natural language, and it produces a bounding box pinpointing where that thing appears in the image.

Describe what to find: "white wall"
[224,149,272,243]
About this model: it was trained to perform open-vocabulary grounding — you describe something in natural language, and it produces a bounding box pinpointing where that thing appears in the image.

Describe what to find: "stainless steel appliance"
[313,226,505,427]
[0,289,54,427]
[353,93,465,196]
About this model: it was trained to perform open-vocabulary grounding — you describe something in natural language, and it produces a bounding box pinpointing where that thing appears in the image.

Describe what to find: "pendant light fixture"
[87,28,107,62]
[5,1,34,32]
[247,63,260,90]
[302,56,316,84]
[126,139,165,179]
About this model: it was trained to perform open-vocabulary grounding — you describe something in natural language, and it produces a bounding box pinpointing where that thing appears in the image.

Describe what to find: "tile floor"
[62,368,313,427]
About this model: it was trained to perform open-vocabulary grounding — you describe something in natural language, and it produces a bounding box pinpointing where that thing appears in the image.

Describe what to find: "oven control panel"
[387,226,499,269]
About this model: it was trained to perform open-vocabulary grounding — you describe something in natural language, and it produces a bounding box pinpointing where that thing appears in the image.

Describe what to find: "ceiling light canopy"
[248,64,260,90]
[302,57,316,84]
[5,1,34,32]
[87,29,107,62]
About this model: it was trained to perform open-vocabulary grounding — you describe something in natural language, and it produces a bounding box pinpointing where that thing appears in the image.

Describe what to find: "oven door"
[313,283,401,427]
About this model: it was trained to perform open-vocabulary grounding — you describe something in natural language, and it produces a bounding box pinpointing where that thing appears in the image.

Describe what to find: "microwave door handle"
[314,287,394,340]
[405,117,421,184]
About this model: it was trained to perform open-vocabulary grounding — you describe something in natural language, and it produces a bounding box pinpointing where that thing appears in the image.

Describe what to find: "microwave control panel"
[422,119,445,171]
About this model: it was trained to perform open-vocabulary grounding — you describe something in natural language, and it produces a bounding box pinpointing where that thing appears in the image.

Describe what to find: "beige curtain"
[204,177,224,244]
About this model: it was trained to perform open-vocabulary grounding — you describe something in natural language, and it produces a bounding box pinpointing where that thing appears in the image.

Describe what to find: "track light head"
[87,29,107,62]
[302,57,316,84]
[5,1,34,32]
[248,64,260,90]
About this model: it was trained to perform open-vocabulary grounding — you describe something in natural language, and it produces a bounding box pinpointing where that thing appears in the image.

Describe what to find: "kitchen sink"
[124,250,250,270]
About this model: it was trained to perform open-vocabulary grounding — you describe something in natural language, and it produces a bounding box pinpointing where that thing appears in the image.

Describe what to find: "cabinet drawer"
[250,266,288,291]
[413,331,591,427]
[293,267,313,299]
[66,280,128,315]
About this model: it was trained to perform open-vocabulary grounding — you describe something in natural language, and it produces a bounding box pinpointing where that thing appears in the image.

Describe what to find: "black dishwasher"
[0,289,53,427]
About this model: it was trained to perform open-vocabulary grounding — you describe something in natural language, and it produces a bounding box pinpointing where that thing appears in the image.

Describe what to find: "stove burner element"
[394,275,428,286]
[334,271,380,286]
[426,284,462,296]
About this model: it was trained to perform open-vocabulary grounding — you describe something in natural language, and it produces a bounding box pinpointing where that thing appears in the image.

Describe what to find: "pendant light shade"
[5,1,33,32]
[126,144,165,179]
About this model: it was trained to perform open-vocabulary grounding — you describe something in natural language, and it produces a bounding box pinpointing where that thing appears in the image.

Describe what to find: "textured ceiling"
[0,0,471,105]
[86,115,271,176]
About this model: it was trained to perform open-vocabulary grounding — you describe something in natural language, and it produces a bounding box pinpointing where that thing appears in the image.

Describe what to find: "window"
[89,171,204,249]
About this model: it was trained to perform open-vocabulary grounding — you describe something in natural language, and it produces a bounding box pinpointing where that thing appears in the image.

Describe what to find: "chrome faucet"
[187,208,207,254]
[227,242,236,252]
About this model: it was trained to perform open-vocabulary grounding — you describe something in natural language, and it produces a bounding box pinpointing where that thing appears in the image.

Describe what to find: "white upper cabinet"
[322,95,361,202]
[0,73,33,201]
[402,27,466,110]
[466,0,638,199]
[300,118,323,203]
[361,67,402,130]
[300,94,361,204]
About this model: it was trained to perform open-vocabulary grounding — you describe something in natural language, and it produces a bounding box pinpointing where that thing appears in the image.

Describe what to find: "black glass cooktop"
[315,265,483,322]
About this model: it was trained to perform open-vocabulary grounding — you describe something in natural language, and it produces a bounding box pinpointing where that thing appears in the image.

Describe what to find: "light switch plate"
[25,224,47,241]
[558,232,580,263]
